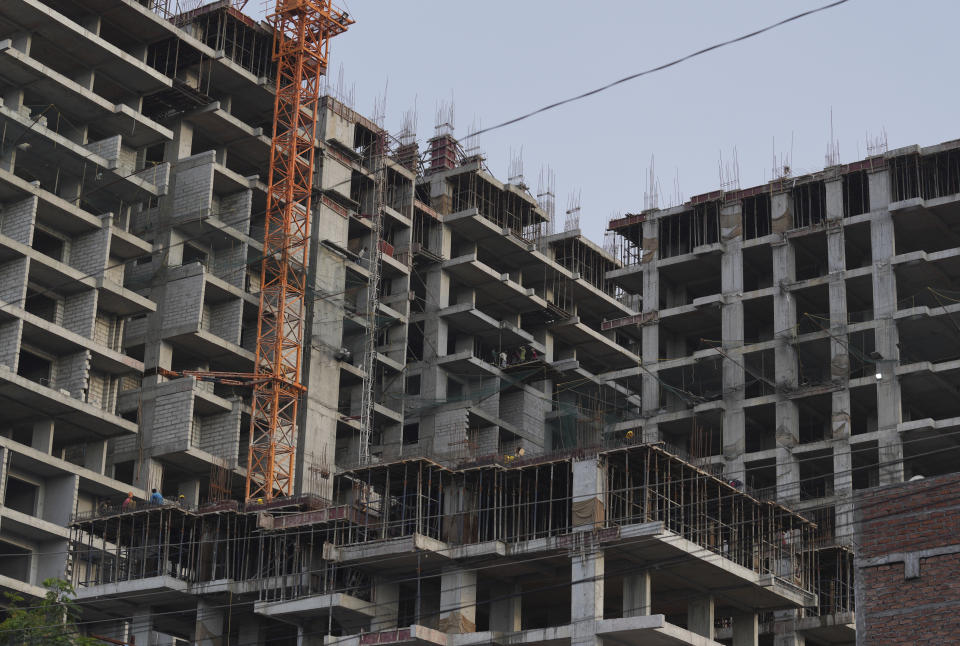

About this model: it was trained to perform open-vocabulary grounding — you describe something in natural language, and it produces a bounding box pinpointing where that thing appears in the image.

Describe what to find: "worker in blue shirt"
[150,488,164,505]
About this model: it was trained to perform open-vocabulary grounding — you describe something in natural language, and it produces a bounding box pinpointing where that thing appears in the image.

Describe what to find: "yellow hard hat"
[625,430,635,439]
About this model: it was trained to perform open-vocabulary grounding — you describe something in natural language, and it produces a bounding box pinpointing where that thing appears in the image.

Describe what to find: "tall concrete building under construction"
[0,1,957,645]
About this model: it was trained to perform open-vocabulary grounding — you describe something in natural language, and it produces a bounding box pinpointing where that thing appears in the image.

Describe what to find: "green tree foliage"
[0,578,99,646]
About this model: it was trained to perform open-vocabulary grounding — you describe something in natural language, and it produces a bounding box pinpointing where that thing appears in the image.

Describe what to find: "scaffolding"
[449,172,545,244]
[69,444,838,616]
[550,235,618,297]
[69,502,257,588]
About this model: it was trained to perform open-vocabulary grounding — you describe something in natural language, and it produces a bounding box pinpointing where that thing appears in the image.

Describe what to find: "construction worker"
[177,494,187,508]
[122,492,135,511]
[150,488,164,505]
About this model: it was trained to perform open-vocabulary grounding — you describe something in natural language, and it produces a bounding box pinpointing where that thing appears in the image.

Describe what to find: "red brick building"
[855,472,960,645]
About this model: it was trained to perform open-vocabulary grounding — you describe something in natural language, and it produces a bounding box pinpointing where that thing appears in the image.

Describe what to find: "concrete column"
[572,458,605,531]
[165,122,195,163]
[722,211,746,479]
[622,571,651,617]
[641,218,660,441]
[833,390,854,539]
[869,170,903,485]
[9,32,31,55]
[43,475,77,526]
[489,582,522,632]
[135,458,164,496]
[298,622,325,646]
[372,578,400,631]
[0,33,27,168]
[773,616,805,646]
[439,567,476,633]
[776,403,800,504]
[195,598,225,646]
[235,616,262,646]
[770,208,801,503]
[84,439,108,474]
[732,613,759,646]
[130,607,152,646]
[32,419,54,454]
[687,595,714,640]
[178,480,201,507]
[571,548,603,646]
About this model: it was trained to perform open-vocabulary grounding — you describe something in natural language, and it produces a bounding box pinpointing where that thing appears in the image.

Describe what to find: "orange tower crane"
[245,0,352,500]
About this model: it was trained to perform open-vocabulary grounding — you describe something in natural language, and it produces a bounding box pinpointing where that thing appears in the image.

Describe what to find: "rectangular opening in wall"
[4,475,39,515]
[798,449,833,500]
[742,244,774,292]
[742,194,771,240]
[843,220,872,269]
[849,384,877,435]
[797,393,831,444]
[743,296,775,345]
[405,375,420,396]
[851,442,879,490]
[23,288,58,323]
[402,422,419,445]
[182,244,208,268]
[792,181,826,229]
[845,274,874,324]
[446,376,463,401]
[889,154,920,202]
[842,171,870,216]
[744,402,776,452]
[792,231,828,281]
[657,203,721,259]
[31,228,65,261]
[745,458,776,499]
[920,148,960,200]
[903,429,960,478]
[113,460,134,485]
[743,348,776,398]
[0,540,30,582]
[407,326,424,363]
[795,337,831,388]
[17,349,52,386]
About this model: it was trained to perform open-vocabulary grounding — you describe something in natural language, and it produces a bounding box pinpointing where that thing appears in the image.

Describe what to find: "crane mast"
[245,0,352,501]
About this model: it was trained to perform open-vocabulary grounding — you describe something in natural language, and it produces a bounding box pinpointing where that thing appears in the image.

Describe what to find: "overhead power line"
[471,0,853,138]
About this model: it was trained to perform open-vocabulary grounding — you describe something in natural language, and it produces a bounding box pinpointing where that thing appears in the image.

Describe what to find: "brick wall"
[0,320,23,370]
[0,196,37,244]
[83,135,121,165]
[212,242,247,288]
[219,189,252,235]
[62,290,96,337]
[69,227,108,276]
[0,257,28,304]
[172,152,215,218]
[432,408,468,457]
[150,385,194,452]
[499,387,550,448]
[54,350,90,399]
[94,309,121,350]
[198,403,241,466]
[162,273,203,331]
[134,161,169,193]
[206,298,242,345]
[854,472,960,644]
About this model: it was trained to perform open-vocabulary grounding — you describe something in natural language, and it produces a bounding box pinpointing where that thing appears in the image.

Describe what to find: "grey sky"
[251,0,955,243]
